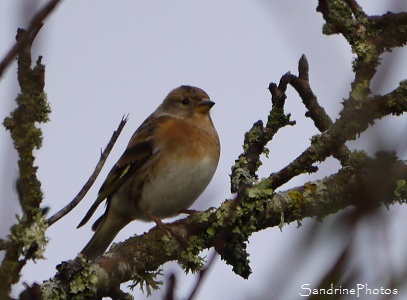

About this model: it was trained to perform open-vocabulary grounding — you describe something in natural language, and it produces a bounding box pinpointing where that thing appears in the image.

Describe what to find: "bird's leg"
[179,209,199,215]
[180,207,217,216]
[146,211,187,247]
[146,211,171,232]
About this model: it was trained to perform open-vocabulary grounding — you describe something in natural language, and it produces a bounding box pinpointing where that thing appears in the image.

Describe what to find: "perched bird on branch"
[77,85,220,259]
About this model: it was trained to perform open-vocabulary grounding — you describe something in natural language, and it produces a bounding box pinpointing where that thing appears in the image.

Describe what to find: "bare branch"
[47,115,128,226]
[290,55,350,164]
[291,55,333,131]
[186,250,217,300]
[0,0,62,79]
[163,273,176,300]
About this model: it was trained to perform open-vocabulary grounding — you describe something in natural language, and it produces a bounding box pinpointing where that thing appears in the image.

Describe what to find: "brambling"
[77,85,220,259]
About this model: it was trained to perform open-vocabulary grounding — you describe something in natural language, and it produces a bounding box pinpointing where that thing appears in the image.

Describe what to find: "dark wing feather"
[76,115,166,229]
[76,140,153,228]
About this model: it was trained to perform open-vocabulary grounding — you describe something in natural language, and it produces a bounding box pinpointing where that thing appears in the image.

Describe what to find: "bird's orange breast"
[154,116,220,161]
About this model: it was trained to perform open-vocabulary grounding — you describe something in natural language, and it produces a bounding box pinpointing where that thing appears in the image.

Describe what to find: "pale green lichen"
[34,91,51,123]
[10,209,48,259]
[287,190,307,217]
[350,80,371,101]
[352,42,379,67]
[161,234,179,257]
[246,178,273,200]
[129,269,163,297]
[206,226,216,237]
[279,212,285,230]
[69,268,98,295]
[231,158,257,192]
[179,178,274,279]
[179,250,205,274]
[394,179,407,202]
[42,256,103,300]
[68,261,100,299]
[347,150,369,167]
[42,279,67,300]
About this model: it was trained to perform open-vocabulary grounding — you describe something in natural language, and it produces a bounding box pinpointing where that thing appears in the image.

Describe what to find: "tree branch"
[1,27,50,296]
[42,153,407,298]
[6,2,407,298]
[42,53,407,298]
[290,55,350,164]
[230,72,295,193]
[0,0,62,79]
[47,115,128,227]
[269,79,407,189]
[317,0,407,98]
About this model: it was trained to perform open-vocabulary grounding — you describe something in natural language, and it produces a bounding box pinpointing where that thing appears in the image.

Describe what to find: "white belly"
[138,156,216,220]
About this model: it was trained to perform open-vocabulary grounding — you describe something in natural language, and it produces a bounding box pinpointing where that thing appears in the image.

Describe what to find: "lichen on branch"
[0,26,50,295]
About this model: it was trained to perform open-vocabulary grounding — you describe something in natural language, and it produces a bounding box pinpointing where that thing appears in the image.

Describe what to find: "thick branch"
[1,27,50,295]
[317,1,407,97]
[42,154,407,298]
[370,12,407,53]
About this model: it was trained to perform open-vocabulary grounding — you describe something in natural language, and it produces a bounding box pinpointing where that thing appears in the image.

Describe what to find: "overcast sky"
[1,1,407,299]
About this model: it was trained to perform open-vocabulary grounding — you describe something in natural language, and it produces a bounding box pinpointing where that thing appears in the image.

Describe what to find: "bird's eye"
[181,98,190,105]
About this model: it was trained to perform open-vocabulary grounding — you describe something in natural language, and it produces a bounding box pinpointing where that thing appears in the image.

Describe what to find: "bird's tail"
[80,212,129,260]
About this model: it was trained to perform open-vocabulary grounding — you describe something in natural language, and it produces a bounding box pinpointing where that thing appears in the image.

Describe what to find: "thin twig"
[47,115,128,226]
[0,0,62,79]
[186,250,217,300]
[230,76,294,193]
[163,273,176,300]
[269,78,407,190]
[290,55,350,164]
[291,55,333,131]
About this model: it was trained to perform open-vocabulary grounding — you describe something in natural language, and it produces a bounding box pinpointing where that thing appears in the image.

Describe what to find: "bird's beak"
[195,99,215,114]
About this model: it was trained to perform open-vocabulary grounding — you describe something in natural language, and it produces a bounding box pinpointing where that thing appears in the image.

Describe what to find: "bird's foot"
[147,212,187,247]
[180,209,199,215]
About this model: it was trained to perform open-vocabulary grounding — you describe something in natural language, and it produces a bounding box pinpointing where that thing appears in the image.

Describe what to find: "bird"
[77,85,220,259]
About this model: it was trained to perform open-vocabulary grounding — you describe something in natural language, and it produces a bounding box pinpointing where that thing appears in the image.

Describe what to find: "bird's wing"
[77,115,170,228]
